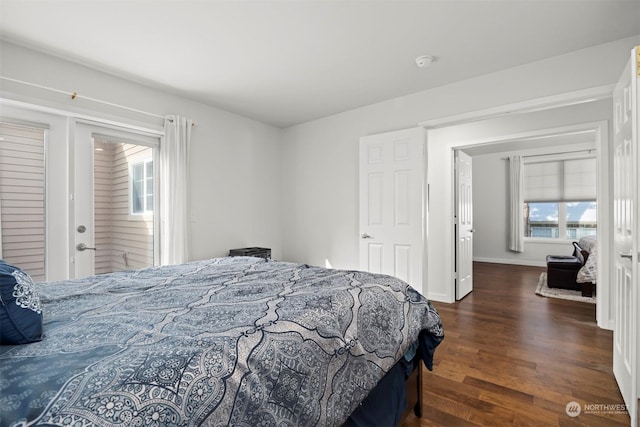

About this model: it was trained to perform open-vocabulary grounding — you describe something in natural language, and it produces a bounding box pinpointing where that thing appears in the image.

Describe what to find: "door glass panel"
[94,138,154,274]
[0,122,46,281]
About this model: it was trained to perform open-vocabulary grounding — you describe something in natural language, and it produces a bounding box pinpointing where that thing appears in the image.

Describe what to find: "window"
[131,159,153,215]
[524,155,596,239]
[526,201,597,239]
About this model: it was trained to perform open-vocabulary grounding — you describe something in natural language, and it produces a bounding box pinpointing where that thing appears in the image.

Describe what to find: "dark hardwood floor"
[404,262,630,427]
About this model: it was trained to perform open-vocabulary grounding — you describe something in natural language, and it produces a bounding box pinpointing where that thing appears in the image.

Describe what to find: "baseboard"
[426,291,454,304]
[473,257,546,267]
[597,319,614,331]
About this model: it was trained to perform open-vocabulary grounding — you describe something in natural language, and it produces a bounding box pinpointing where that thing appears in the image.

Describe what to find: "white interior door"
[73,122,159,279]
[455,150,473,300]
[612,47,638,427]
[359,127,424,290]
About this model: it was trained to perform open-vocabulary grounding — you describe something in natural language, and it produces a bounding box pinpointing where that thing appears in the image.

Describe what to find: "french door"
[0,121,46,281]
[72,122,160,278]
[612,46,639,427]
[455,149,473,300]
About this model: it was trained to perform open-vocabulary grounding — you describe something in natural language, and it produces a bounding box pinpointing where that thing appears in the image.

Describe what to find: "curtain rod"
[501,149,595,160]
[1,76,195,126]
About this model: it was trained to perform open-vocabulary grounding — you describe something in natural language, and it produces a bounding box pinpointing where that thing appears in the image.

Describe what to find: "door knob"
[77,243,96,251]
[619,252,633,259]
[361,233,373,239]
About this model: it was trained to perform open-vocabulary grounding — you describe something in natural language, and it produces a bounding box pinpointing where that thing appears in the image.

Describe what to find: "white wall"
[3,35,639,298]
[281,36,639,302]
[0,40,283,269]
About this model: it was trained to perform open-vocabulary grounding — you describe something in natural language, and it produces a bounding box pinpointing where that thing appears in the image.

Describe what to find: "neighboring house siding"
[94,142,114,274]
[94,140,153,274]
[0,123,46,281]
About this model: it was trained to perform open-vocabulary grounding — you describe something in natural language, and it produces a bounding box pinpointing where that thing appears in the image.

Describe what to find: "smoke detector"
[415,55,434,68]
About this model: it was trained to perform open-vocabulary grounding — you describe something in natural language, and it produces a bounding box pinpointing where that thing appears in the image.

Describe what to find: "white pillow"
[577,246,597,283]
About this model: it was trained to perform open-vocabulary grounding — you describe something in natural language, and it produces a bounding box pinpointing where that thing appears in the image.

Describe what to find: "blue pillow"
[0,260,43,345]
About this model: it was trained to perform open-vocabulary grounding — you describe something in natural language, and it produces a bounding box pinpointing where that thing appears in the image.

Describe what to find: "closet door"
[359,127,425,292]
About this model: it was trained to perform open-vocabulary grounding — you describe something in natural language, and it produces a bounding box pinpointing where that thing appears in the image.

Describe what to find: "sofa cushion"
[546,255,583,269]
[0,260,43,345]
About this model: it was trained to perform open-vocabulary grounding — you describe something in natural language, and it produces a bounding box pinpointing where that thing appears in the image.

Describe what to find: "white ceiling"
[1,1,639,128]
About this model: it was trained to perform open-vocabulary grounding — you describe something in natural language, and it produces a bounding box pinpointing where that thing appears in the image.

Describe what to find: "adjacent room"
[0,1,639,426]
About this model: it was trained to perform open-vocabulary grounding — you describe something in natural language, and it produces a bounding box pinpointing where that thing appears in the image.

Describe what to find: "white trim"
[453,122,606,151]
[130,158,154,217]
[420,85,614,129]
[92,132,159,148]
[523,151,596,164]
[524,236,584,245]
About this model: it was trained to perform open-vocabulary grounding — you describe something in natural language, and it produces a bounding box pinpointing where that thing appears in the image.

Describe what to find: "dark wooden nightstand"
[228,247,271,259]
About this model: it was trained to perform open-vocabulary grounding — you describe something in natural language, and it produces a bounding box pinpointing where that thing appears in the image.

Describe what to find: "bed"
[0,256,443,426]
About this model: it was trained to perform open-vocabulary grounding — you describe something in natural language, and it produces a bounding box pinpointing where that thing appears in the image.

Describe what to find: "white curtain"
[160,115,193,265]
[509,155,525,253]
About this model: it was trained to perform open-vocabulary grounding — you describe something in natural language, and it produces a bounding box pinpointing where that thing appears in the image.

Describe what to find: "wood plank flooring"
[404,262,630,427]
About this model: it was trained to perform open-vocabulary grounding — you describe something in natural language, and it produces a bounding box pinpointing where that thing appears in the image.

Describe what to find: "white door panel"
[73,124,96,279]
[455,150,473,300]
[612,46,638,427]
[359,128,424,289]
[73,122,159,279]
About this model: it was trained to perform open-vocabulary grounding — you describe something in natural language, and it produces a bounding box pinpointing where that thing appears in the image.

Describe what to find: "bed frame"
[400,359,424,424]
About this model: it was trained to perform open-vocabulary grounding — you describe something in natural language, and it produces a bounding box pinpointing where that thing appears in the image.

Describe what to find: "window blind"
[524,157,596,202]
[0,122,46,281]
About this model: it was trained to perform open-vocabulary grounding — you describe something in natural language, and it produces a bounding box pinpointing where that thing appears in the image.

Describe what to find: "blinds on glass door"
[524,157,596,203]
[0,122,46,281]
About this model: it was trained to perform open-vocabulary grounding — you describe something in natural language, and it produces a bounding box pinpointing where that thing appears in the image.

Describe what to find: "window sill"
[524,238,575,245]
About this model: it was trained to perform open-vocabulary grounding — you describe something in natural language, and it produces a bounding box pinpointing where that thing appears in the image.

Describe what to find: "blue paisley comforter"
[0,257,443,427]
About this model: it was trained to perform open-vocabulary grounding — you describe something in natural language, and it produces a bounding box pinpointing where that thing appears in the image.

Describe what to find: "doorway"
[73,122,160,278]
[424,99,611,330]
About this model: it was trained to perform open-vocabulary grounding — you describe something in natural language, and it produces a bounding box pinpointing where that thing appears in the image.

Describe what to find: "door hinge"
[637,46,640,77]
